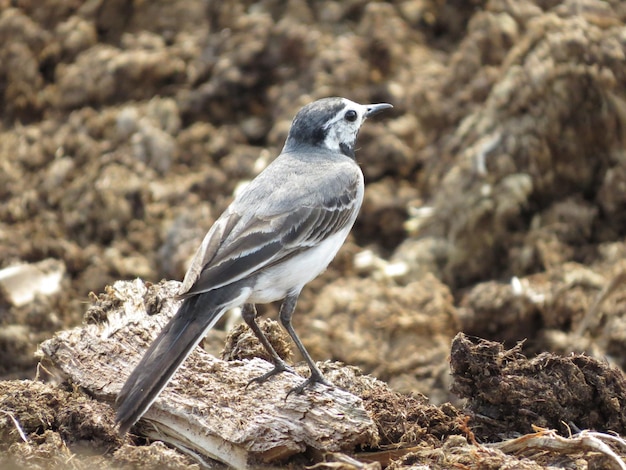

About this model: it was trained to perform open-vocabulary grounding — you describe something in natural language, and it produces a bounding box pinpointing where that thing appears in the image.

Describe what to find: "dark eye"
[344,109,358,122]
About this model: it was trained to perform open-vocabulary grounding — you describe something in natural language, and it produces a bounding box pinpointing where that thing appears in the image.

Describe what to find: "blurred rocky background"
[1,0,626,468]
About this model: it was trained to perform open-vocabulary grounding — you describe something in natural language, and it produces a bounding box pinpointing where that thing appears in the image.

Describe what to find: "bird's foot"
[246,359,295,389]
[285,370,332,399]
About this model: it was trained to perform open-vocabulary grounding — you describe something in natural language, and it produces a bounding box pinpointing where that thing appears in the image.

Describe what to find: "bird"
[115,97,393,434]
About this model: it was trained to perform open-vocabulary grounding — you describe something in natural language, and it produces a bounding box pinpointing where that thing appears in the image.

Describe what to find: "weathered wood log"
[38,279,379,469]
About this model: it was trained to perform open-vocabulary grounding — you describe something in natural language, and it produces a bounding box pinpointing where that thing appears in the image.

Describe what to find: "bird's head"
[283,97,392,158]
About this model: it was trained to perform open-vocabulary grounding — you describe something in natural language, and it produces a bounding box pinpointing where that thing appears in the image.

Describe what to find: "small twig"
[35,361,55,381]
[490,427,626,470]
[0,409,28,443]
[307,452,380,470]
[585,431,626,452]
[457,414,481,447]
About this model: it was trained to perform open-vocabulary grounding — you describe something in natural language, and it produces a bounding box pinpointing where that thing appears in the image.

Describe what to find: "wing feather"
[180,176,360,297]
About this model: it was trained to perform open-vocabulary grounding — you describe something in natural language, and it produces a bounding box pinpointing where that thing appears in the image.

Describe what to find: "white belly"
[246,226,352,304]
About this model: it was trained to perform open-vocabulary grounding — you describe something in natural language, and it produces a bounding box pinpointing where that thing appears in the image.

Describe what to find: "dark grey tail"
[115,291,230,434]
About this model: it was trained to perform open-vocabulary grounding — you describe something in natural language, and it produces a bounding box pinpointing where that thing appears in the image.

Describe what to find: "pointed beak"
[365,103,393,118]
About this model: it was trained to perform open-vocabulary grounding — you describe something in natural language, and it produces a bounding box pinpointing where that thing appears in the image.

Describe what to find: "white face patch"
[322,98,368,154]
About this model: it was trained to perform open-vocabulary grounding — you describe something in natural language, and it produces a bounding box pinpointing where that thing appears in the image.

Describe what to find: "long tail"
[115,291,231,434]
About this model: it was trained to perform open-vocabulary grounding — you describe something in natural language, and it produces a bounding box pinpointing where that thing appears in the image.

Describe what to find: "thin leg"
[242,303,294,387]
[279,292,332,397]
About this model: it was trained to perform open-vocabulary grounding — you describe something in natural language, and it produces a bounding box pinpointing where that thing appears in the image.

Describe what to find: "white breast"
[247,224,354,304]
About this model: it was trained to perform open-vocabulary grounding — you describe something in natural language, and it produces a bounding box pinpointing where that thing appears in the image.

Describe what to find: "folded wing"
[179,178,360,298]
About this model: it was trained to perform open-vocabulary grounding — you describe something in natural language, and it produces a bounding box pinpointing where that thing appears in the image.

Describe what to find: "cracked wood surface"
[38,279,378,469]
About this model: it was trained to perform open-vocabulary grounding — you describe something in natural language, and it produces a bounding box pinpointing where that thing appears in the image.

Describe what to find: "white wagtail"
[115,97,392,434]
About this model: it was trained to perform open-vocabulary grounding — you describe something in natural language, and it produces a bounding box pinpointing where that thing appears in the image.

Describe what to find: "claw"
[285,371,332,399]
[245,359,295,389]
